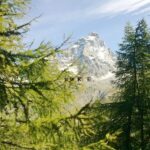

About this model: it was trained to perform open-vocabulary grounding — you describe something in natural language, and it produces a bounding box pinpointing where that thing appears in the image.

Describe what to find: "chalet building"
[64,76,92,82]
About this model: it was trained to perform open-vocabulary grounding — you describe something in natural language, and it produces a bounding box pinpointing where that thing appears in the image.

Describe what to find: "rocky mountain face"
[59,33,116,105]
[60,33,115,78]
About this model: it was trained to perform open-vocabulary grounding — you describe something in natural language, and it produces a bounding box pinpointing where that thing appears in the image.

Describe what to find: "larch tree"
[0,0,78,149]
[0,1,103,150]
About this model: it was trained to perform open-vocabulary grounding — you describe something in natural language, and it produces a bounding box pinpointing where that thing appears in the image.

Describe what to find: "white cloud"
[127,0,150,12]
[30,0,150,28]
[89,0,150,16]
[133,6,150,15]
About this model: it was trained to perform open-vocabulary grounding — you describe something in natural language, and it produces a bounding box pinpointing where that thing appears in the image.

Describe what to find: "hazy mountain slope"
[59,33,116,105]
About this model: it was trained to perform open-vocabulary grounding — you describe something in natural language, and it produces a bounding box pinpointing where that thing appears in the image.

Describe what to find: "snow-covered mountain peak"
[76,32,105,48]
[58,33,116,104]
[60,33,116,78]
[88,32,99,37]
[85,32,100,41]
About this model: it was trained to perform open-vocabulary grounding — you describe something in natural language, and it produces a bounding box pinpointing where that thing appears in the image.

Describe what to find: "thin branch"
[0,16,41,37]
[1,141,35,150]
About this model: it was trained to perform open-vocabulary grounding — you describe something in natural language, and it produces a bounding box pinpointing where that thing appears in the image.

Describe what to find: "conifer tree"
[0,0,77,149]
[115,19,150,150]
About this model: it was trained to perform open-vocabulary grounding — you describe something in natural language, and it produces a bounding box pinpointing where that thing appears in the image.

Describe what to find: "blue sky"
[24,0,150,51]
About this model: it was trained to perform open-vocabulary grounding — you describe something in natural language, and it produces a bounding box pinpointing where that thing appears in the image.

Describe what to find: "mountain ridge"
[58,32,116,105]
[60,32,116,79]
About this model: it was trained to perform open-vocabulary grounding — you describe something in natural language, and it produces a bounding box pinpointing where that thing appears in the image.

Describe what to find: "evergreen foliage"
[0,0,76,149]
[114,19,150,150]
